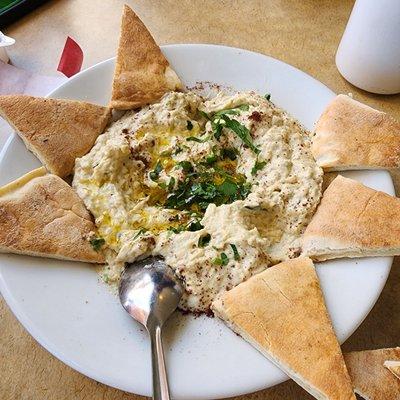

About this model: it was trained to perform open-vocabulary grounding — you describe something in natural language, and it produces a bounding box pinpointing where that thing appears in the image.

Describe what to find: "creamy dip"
[73,91,323,312]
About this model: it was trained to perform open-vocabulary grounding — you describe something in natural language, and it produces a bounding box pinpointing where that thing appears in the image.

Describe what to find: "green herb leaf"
[230,243,240,260]
[214,252,229,266]
[222,115,260,154]
[188,220,204,231]
[198,233,211,247]
[217,180,238,196]
[186,135,210,143]
[168,226,185,234]
[186,136,203,143]
[149,161,163,181]
[211,120,223,140]
[133,228,147,240]
[173,146,183,155]
[264,93,271,101]
[167,177,175,191]
[221,252,229,265]
[177,161,194,173]
[90,237,105,252]
[165,163,251,211]
[187,120,193,130]
[220,147,238,161]
[214,104,249,117]
[206,154,218,164]
[251,160,267,175]
[199,110,210,120]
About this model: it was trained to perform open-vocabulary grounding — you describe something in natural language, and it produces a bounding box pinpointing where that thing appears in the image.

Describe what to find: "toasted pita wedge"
[345,348,400,400]
[0,167,103,263]
[302,175,400,261]
[312,95,400,171]
[0,95,111,177]
[384,360,400,380]
[212,257,355,400]
[110,5,182,110]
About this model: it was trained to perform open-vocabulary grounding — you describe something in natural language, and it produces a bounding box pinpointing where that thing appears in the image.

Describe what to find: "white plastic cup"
[336,0,400,94]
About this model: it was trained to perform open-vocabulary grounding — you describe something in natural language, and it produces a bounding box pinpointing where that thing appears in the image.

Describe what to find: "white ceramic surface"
[336,0,400,94]
[0,44,394,400]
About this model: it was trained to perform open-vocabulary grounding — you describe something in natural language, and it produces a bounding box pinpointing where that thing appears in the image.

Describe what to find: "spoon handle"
[150,325,170,400]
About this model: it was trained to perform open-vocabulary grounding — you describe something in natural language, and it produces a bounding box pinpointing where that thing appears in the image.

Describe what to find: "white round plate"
[0,45,394,399]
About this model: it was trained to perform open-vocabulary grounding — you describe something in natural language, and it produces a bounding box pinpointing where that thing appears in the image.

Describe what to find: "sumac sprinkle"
[249,111,262,122]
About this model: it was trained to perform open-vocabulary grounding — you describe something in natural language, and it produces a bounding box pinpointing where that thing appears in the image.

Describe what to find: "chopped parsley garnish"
[168,219,203,234]
[251,159,267,175]
[177,160,194,174]
[220,147,238,161]
[199,110,210,120]
[213,252,229,266]
[211,119,224,140]
[187,120,193,130]
[207,105,259,154]
[217,180,238,196]
[173,146,183,155]
[186,135,210,143]
[167,177,175,191]
[214,104,249,117]
[198,233,211,247]
[90,237,105,252]
[186,136,203,143]
[149,161,163,181]
[188,220,204,231]
[133,228,147,240]
[205,154,218,164]
[165,168,251,212]
[264,93,271,101]
[230,243,240,260]
[221,115,260,154]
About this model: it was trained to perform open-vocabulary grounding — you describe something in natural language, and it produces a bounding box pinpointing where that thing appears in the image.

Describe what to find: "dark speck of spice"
[249,111,262,122]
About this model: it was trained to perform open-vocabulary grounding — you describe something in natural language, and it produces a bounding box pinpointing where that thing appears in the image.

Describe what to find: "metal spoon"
[119,256,183,400]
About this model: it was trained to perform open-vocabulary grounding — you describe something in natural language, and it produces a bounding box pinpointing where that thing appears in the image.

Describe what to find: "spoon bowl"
[119,256,183,328]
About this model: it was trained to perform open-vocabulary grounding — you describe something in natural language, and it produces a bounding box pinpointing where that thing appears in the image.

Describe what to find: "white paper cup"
[336,0,400,95]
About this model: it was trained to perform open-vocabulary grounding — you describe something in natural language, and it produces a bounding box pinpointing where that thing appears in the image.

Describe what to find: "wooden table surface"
[1,1,400,399]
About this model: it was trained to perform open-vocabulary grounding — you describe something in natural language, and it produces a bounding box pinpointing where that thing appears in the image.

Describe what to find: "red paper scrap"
[57,36,83,78]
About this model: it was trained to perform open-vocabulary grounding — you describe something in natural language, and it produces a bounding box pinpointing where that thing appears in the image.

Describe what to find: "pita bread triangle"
[212,257,355,400]
[302,175,400,261]
[385,360,400,381]
[110,5,182,110]
[0,95,111,178]
[345,348,400,400]
[312,94,400,171]
[0,167,104,263]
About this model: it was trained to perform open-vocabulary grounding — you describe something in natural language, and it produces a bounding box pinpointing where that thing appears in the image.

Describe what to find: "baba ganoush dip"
[73,91,323,312]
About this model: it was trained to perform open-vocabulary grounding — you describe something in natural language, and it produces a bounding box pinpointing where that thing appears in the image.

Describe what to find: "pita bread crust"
[302,175,400,261]
[110,5,182,110]
[345,348,400,400]
[313,94,400,170]
[0,169,104,263]
[384,360,400,380]
[212,257,355,400]
[0,95,111,178]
